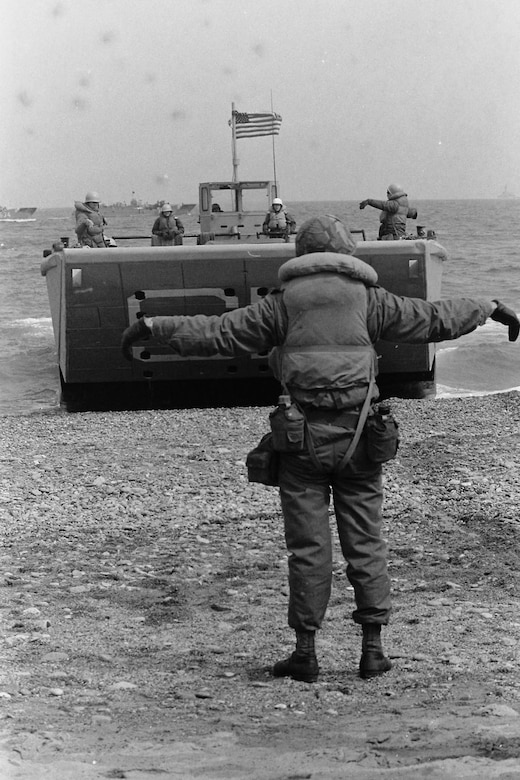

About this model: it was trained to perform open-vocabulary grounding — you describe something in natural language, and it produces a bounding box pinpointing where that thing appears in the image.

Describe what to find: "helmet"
[386,183,406,199]
[161,203,173,213]
[295,215,356,257]
[272,197,283,206]
[84,191,100,203]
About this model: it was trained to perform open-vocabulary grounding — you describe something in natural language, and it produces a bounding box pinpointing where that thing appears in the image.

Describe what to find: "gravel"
[1,391,520,778]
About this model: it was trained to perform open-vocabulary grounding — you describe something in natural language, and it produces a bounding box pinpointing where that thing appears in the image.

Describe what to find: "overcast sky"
[2,0,520,206]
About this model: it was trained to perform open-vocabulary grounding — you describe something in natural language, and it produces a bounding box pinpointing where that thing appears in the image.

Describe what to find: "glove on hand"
[359,200,369,209]
[121,317,151,360]
[491,300,520,342]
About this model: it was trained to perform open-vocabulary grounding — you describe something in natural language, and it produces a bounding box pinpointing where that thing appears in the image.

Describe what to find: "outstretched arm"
[122,293,288,360]
[367,288,518,343]
[359,199,397,213]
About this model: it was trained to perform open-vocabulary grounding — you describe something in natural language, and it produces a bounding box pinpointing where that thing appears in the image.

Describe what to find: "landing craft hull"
[41,239,446,405]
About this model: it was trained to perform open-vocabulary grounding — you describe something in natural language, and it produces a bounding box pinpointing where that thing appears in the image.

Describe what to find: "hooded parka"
[378,191,409,239]
[362,188,410,239]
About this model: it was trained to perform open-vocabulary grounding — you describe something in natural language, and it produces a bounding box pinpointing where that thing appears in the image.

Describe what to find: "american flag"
[231,111,282,139]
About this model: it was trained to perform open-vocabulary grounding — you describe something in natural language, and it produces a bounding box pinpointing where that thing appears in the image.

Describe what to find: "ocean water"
[1,199,519,416]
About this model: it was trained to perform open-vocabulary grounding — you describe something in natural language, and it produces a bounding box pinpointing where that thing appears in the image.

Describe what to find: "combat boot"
[272,630,319,683]
[359,623,392,679]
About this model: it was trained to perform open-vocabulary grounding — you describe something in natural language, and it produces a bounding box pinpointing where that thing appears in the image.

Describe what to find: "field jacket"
[152,214,184,240]
[149,252,494,409]
[367,195,410,239]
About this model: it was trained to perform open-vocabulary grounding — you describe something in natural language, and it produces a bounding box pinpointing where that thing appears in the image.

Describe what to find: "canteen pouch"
[246,433,280,487]
[365,411,400,463]
[269,404,305,452]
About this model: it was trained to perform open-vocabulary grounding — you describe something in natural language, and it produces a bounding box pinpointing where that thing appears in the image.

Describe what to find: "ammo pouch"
[365,410,400,463]
[246,433,280,487]
[269,403,305,452]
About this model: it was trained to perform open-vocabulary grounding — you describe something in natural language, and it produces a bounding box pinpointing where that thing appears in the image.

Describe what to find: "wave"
[10,316,53,326]
[8,317,53,335]
[437,384,520,399]
[436,337,520,396]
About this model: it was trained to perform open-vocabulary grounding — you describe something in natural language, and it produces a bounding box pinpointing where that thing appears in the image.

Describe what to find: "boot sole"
[272,658,319,683]
[359,658,392,680]
[272,667,319,683]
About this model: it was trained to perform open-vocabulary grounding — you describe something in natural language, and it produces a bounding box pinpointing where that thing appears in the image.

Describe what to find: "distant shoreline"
[34,197,520,210]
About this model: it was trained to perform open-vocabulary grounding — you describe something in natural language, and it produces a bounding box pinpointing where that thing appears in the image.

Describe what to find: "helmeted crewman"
[74,191,107,248]
[151,203,184,246]
[121,215,519,683]
[263,197,296,235]
[359,183,415,240]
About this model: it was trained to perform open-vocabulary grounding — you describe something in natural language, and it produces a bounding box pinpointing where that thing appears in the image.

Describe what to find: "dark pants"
[278,422,391,632]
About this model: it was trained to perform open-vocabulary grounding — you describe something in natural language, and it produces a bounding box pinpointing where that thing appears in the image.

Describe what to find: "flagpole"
[231,102,239,182]
[270,91,278,197]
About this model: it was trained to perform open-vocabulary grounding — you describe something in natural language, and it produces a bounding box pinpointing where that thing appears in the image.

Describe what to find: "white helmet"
[161,203,173,213]
[272,197,283,206]
[84,191,100,203]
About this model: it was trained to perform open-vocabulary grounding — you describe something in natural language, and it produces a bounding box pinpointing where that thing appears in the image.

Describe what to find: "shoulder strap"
[304,376,375,472]
[336,376,375,470]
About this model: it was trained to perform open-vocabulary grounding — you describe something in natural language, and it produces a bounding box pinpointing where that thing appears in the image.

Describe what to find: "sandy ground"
[1,393,520,779]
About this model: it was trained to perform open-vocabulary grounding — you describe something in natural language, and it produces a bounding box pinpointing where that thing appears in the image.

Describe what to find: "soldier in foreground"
[121,215,519,683]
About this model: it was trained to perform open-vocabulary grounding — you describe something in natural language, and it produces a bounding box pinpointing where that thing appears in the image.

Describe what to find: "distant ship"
[173,202,197,215]
[497,185,517,199]
[0,206,37,222]
[102,201,196,217]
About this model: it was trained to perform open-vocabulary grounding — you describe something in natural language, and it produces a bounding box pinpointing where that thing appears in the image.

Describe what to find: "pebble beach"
[2,393,519,538]
[2,392,520,778]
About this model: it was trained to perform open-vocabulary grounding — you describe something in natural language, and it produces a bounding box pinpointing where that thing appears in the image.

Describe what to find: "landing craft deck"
[41,238,446,403]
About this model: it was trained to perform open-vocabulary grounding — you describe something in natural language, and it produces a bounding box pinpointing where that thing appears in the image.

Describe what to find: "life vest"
[74,202,106,248]
[265,207,288,231]
[379,195,409,239]
[269,252,379,408]
[154,214,182,234]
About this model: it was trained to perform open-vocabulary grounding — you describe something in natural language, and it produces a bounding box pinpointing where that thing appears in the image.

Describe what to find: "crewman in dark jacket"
[121,216,519,683]
[151,204,184,246]
[359,183,415,240]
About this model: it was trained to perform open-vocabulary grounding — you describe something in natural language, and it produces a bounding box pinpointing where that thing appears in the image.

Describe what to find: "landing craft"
[41,104,444,408]
[40,177,445,409]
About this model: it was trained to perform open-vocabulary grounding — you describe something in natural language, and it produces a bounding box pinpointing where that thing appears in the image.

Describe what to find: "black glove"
[121,318,151,360]
[359,199,369,209]
[491,300,520,342]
